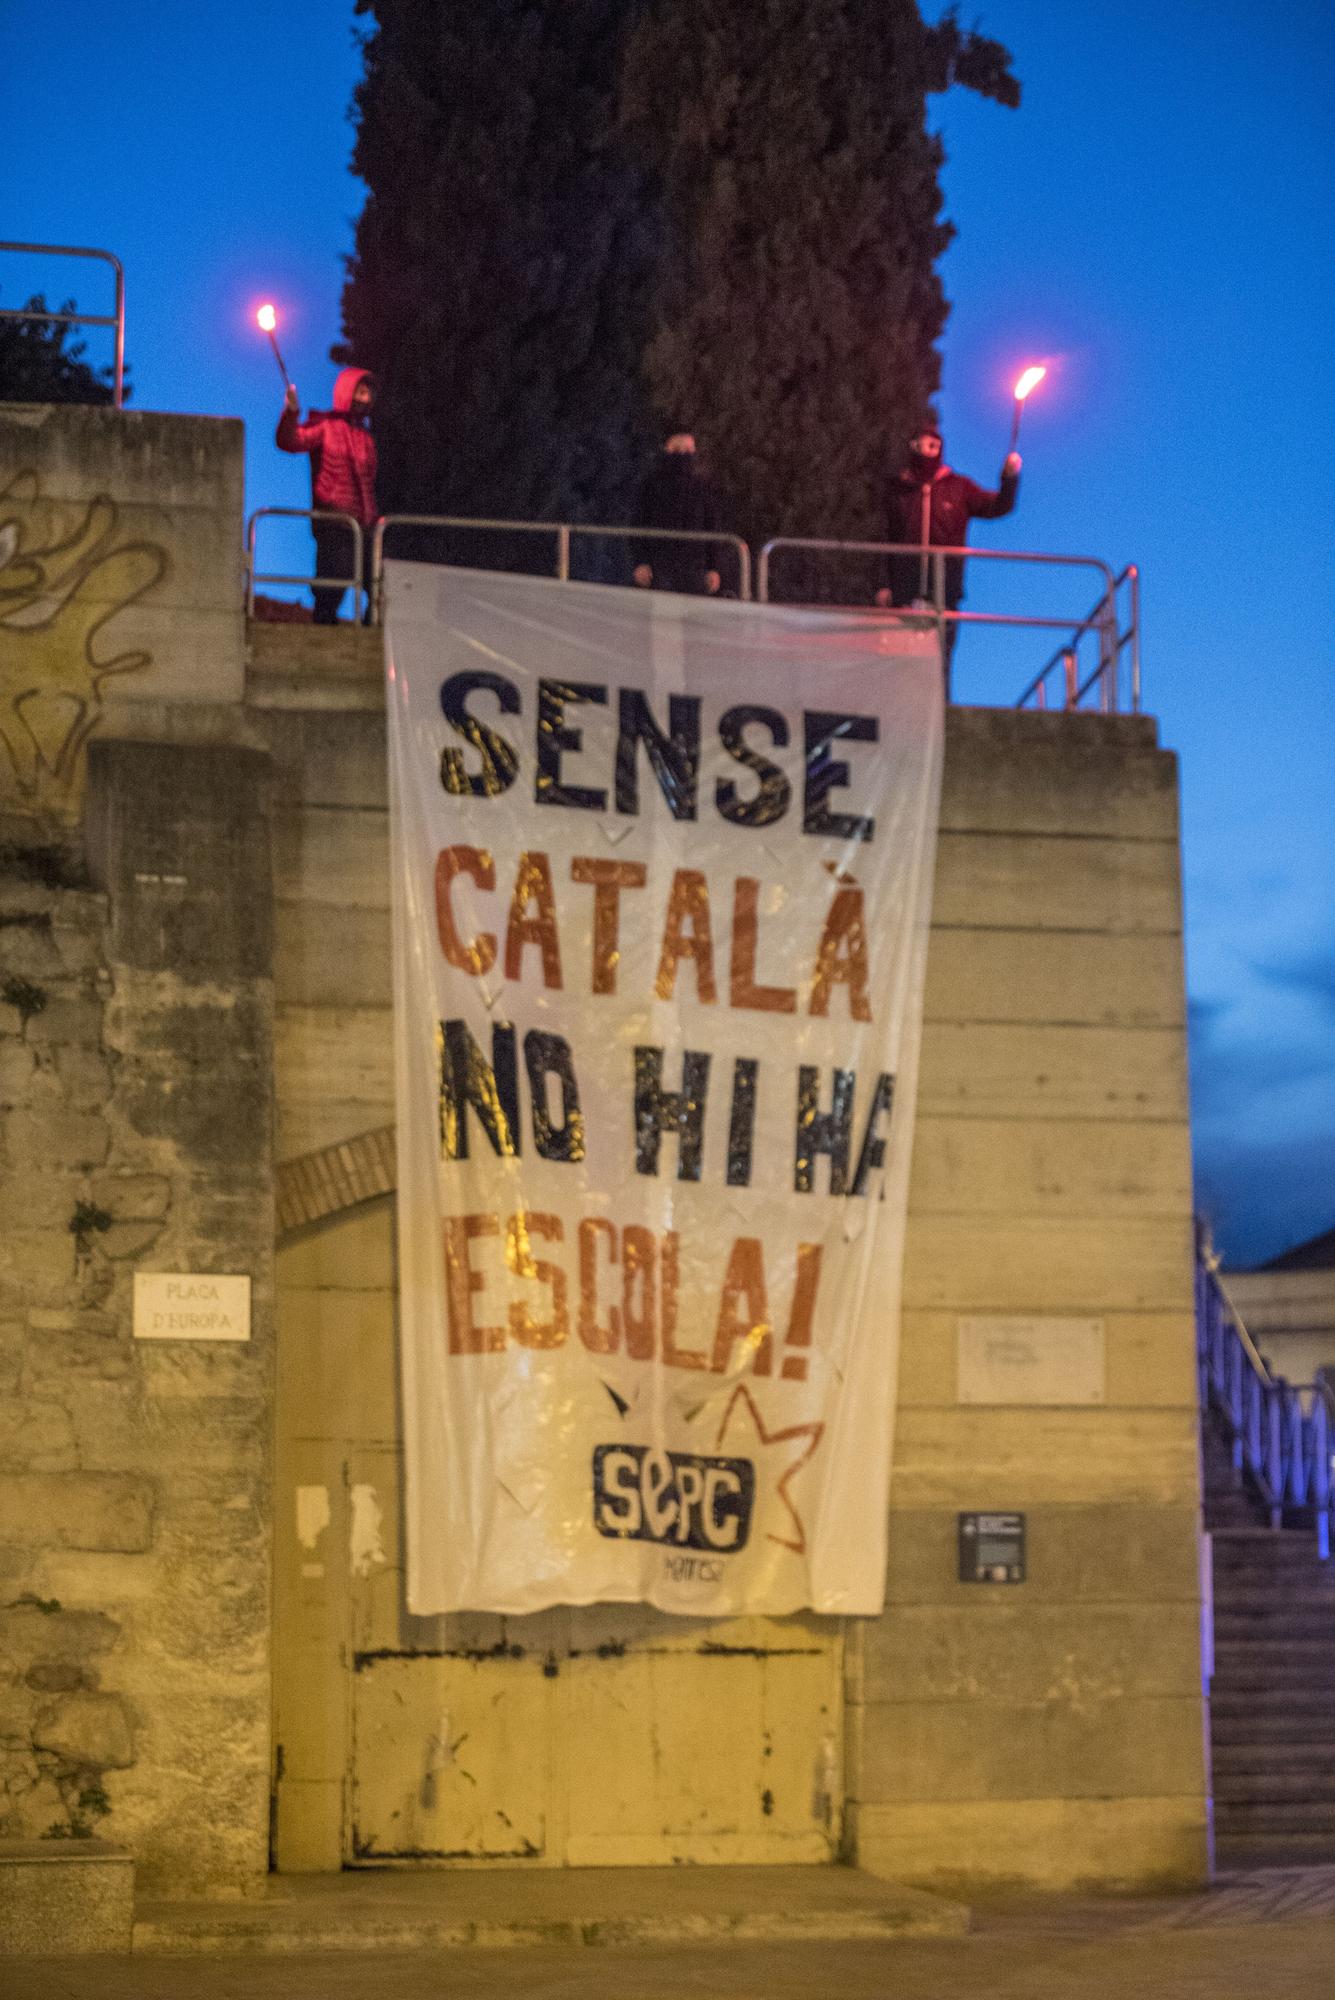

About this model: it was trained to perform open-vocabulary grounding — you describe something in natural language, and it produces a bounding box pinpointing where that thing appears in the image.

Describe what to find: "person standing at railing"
[631,426,728,596]
[875,424,1020,692]
[276,367,378,624]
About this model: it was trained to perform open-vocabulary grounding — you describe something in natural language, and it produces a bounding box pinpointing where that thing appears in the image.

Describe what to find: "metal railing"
[1198,1246,1332,1558]
[1017,564,1140,716]
[0,241,125,408]
[758,538,1135,712]
[249,509,1141,711]
[369,515,752,605]
[246,508,366,619]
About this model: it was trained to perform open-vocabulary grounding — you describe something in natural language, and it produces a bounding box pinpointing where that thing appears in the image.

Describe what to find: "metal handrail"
[758,538,1124,709]
[369,514,752,612]
[252,512,1140,712]
[245,508,365,618]
[1018,562,1141,715]
[0,241,125,407]
[1197,1249,1332,1558]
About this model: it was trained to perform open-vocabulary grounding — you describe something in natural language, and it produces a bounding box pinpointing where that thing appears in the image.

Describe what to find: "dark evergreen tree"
[0,295,125,404]
[622,3,1018,548]
[340,1,1016,557]
[340,0,658,544]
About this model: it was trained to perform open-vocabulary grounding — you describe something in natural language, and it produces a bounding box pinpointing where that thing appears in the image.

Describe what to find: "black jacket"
[883,463,1019,608]
[632,457,727,587]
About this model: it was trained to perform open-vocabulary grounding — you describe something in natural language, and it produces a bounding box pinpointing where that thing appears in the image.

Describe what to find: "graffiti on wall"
[0,470,169,819]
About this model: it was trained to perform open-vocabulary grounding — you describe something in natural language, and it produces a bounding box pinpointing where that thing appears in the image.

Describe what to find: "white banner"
[387,564,943,1617]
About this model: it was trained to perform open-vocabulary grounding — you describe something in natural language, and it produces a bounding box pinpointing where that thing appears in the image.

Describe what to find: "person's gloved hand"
[633,564,653,587]
[284,385,300,413]
[1004,451,1022,476]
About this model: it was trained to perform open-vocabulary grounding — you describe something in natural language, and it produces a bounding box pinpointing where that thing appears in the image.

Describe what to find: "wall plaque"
[957,1316,1104,1405]
[133,1272,251,1343]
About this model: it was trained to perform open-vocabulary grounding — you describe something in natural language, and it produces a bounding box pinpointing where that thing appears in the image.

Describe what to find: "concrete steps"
[1206,1419,1335,1859]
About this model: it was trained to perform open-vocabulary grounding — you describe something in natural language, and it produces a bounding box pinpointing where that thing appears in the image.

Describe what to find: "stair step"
[1214,1744,1335,1773]
[1215,1802,1335,1832]
[1213,1771,1335,1802]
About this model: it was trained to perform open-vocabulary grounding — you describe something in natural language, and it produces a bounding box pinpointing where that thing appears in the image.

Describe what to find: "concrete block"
[86,740,273,981]
[941,708,1175,840]
[924,926,1186,1028]
[272,806,390,909]
[275,1007,394,1138]
[0,402,244,714]
[933,831,1181,934]
[880,1503,1204,1607]
[907,1115,1192,1219]
[917,1021,1189,1121]
[902,1214,1195,1313]
[257,708,389,811]
[271,1776,345,1872]
[0,1473,154,1552]
[895,1309,1198,1410]
[0,1839,134,1954]
[855,1692,1205,1804]
[857,1600,1203,1705]
[277,1199,395,1291]
[275,900,392,1008]
[851,1794,1208,1893]
[277,1287,398,1444]
[888,1407,1199,1507]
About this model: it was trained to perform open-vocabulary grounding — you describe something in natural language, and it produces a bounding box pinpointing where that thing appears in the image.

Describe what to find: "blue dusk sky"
[2,1,1331,1267]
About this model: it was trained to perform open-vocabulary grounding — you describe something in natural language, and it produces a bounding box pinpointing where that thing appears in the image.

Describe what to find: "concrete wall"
[847,710,1206,1891]
[0,404,244,832]
[0,406,1206,1894]
[255,625,1207,1891]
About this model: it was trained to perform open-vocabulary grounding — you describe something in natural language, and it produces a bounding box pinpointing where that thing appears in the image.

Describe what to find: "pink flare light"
[1013,365,1047,402]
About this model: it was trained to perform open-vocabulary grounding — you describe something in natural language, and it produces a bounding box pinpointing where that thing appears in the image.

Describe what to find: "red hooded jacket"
[276,367,378,526]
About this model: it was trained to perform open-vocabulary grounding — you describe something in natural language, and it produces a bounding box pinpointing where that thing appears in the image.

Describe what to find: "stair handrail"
[1197,1238,1332,1558]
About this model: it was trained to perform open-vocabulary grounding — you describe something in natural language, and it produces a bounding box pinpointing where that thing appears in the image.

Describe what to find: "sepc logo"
[592,1445,755,1553]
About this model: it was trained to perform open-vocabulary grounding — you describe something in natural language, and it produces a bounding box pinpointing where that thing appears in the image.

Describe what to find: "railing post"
[556,525,570,583]
[1062,649,1077,710]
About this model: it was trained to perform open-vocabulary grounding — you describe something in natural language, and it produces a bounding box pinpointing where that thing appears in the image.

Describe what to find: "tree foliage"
[340,0,1017,546]
[0,296,125,405]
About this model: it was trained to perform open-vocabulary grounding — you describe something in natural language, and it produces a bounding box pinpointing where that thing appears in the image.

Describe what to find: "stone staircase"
[1205,1414,1335,1865]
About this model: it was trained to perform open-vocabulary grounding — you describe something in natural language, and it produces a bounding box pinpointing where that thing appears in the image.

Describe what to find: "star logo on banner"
[714,1384,825,1556]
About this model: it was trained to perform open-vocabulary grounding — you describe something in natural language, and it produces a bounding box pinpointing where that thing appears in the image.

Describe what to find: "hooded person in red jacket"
[276,367,378,624]
[875,425,1020,694]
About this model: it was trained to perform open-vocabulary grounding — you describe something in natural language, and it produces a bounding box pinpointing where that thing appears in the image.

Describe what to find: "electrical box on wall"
[958,1511,1026,1584]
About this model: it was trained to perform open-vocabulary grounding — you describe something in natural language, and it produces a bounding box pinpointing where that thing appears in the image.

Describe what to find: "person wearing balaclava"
[631,426,729,596]
[876,425,1020,693]
[277,366,378,624]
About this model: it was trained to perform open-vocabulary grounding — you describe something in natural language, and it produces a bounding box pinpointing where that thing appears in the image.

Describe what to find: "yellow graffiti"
[0,470,169,818]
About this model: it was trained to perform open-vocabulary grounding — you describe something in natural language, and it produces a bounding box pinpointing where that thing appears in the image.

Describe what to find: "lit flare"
[255,303,293,391]
[1013,365,1047,402]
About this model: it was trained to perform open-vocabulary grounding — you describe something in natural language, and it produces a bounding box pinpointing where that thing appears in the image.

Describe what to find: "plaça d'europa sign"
[386,565,943,1616]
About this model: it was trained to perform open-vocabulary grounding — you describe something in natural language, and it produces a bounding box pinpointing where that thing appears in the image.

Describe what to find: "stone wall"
[0,740,275,1894]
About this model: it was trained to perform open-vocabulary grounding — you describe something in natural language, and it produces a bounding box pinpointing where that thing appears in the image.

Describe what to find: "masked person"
[631,427,728,596]
[277,367,378,624]
[876,425,1021,693]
